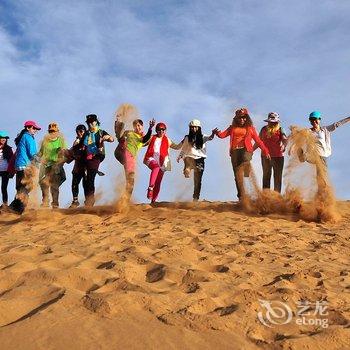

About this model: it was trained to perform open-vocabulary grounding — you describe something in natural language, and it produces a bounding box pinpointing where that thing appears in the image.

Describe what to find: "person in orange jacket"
[215,108,270,199]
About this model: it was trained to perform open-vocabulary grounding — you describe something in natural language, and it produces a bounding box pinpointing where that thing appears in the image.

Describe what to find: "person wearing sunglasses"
[255,112,288,193]
[143,122,182,203]
[215,108,270,199]
[307,111,350,164]
[38,122,67,209]
[176,119,218,201]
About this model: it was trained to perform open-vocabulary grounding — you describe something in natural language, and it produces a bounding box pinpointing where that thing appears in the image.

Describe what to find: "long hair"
[14,128,28,146]
[188,126,204,149]
[231,114,253,127]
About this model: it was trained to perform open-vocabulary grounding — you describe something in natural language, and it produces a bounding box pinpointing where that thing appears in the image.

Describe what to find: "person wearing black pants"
[69,124,87,208]
[192,158,205,201]
[256,112,287,193]
[0,172,10,205]
[0,131,13,207]
[84,158,101,205]
[71,171,86,203]
[230,148,253,199]
[82,114,114,207]
[261,156,284,193]
[177,119,217,201]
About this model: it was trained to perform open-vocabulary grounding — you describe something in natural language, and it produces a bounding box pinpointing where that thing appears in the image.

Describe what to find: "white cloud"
[1,0,350,205]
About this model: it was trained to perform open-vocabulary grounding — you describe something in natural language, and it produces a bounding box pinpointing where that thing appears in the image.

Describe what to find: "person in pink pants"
[143,122,181,203]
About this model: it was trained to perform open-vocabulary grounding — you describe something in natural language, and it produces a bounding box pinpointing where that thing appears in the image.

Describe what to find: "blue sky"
[1,0,350,205]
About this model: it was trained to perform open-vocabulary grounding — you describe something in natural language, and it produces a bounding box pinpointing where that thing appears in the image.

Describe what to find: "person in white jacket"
[308,111,350,162]
[297,111,350,166]
[177,119,217,201]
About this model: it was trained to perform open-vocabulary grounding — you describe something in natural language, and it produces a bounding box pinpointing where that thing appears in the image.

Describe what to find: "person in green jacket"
[39,122,67,209]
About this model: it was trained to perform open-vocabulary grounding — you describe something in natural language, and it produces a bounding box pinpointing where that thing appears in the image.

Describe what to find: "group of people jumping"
[0,108,349,214]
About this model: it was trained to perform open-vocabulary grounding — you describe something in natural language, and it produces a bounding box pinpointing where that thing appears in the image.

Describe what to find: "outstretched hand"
[102,135,114,142]
[212,127,219,136]
[149,118,156,128]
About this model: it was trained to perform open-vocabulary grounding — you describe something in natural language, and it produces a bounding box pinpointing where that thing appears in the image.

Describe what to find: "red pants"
[147,160,164,202]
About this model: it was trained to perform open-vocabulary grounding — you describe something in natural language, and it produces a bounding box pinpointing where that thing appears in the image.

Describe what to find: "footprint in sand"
[146,264,166,283]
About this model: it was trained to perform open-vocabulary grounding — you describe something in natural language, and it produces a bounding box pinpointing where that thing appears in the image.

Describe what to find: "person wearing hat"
[255,112,288,193]
[38,122,67,209]
[143,122,182,203]
[176,119,218,201]
[307,111,350,163]
[0,131,14,208]
[82,114,114,207]
[114,116,155,199]
[215,108,270,199]
[9,120,41,214]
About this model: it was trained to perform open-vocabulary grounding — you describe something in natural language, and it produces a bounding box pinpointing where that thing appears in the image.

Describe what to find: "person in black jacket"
[82,114,114,207]
[0,131,14,208]
[68,124,87,208]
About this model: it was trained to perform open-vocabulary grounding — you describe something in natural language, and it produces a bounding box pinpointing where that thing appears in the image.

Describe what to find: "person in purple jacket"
[0,131,14,208]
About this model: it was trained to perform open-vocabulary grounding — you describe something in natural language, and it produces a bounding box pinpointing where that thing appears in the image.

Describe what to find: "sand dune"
[0,201,349,349]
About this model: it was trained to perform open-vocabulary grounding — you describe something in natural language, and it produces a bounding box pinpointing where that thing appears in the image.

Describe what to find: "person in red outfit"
[215,108,270,199]
[256,112,288,193]
[143,122,181,203]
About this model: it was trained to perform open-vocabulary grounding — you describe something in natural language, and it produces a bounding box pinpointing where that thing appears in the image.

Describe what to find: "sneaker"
[147,186,154,200]
[69,200,80,208]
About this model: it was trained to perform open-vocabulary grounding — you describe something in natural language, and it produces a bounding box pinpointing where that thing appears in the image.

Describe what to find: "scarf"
[144,135,169,166]
[266,124,281,138]
[84,126,100,158]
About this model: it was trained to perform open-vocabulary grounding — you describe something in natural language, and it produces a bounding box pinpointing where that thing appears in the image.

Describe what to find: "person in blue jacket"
[9,120,41,214]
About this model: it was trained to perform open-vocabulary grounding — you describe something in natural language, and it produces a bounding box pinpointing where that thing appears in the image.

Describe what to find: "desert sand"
[0,201,349,350]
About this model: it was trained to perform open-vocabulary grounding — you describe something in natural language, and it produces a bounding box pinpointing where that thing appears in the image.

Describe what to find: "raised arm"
[325,117,350,132]
[142,119,155,143]
[114,120,125,140]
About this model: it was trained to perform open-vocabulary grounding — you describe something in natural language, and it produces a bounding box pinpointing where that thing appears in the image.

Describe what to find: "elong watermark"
[257,299,329,329]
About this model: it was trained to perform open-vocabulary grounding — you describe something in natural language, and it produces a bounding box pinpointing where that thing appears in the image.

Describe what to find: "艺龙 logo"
[257,299,293,328]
